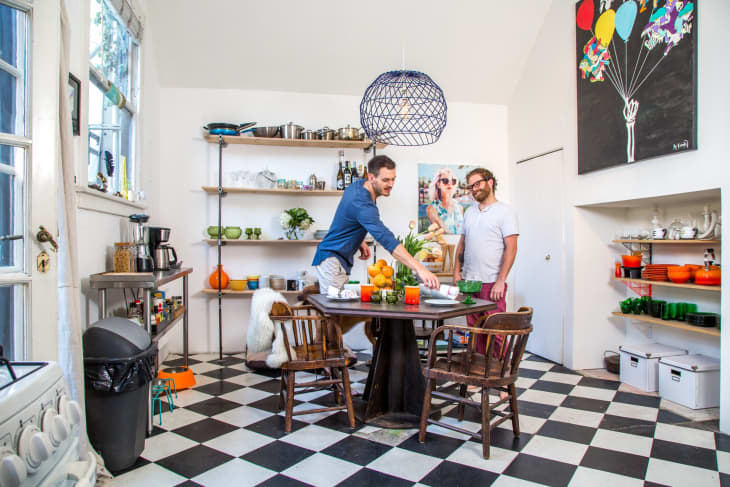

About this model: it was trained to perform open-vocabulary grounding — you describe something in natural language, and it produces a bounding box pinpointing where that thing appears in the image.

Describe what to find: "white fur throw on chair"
[248,288,296,368]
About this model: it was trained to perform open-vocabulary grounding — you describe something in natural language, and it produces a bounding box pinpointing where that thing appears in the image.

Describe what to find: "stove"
[0,359,96,487]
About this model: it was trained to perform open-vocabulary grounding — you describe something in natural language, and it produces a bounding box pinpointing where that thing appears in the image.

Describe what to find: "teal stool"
[151,377,177,425]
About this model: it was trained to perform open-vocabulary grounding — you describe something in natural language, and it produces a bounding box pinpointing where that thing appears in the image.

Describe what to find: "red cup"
[404,285,420,305]
[360,284,374,302]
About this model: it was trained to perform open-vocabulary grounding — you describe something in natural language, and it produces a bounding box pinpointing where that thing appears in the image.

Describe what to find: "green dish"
[223,226,242,239]
[207,226,222,238]
[457,280,482,304]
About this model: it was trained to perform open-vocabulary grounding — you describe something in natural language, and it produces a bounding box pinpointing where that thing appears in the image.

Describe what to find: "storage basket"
[604,350,619,374]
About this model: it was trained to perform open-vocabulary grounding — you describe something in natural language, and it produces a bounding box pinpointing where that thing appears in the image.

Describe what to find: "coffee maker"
[129,214,154,272]
[148,226,178,271]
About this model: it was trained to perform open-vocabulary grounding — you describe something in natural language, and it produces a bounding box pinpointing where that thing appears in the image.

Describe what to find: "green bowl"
[370,292,382,303]
[223,226,242,239]
[457,280,482,293]
[207,226,222,238]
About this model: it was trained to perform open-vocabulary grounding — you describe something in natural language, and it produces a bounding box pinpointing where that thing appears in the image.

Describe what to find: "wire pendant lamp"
[360,70,447,146]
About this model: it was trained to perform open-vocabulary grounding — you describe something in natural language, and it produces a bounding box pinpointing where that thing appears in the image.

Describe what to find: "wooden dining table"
[307,293,497,428]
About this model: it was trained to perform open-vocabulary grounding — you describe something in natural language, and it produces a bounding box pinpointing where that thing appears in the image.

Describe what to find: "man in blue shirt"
[313,155,440,291]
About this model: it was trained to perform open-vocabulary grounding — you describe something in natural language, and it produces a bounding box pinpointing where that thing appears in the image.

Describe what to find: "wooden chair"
[270,304,356,432]
[418,307,533,458]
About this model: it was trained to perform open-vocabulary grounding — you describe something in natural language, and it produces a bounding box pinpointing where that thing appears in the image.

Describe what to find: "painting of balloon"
[576,0,697,174]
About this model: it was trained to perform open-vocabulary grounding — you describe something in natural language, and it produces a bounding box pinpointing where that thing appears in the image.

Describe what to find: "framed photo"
[575,0,697,174]
[417,164,481,234]
[68,73,80,136]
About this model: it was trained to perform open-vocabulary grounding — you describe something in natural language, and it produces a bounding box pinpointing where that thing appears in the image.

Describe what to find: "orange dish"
[621,255,642,267]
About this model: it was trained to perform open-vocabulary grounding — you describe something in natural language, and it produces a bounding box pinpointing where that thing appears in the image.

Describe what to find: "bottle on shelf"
[344,161,352,188]
[351,162,359,181]
[336,150,345,191]
[362,163,368,180]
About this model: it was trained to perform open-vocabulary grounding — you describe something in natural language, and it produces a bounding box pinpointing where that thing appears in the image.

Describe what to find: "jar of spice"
[113,242,135,272]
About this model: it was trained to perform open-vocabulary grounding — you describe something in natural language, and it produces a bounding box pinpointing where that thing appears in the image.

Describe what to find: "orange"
[381,266,394,278]
[373,274,387,288]
[385,278,393,288]
[368,265,381,277]
[376,259,388,268]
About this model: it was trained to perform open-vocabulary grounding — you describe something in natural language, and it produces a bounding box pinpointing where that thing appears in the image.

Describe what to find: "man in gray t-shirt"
[453,168,519,352]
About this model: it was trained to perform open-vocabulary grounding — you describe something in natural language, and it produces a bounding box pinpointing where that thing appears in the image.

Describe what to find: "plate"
[326,295,359,301]
[425,299,460,306]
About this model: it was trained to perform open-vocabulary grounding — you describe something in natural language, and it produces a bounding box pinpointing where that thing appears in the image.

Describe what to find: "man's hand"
[358,242,371,260]
[418,268,440,289]
[490,279,506,301]
[452,269,462,285]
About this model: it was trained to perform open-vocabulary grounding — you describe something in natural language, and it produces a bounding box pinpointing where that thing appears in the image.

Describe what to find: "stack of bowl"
[621,254,643,278]
[666,265,691,283]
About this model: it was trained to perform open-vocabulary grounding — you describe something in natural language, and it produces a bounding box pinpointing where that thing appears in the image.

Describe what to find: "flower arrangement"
[396,221,446,286]
[280,207,314,240]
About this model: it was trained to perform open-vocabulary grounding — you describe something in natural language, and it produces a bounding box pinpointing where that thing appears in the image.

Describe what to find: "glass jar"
[113,242,135,272]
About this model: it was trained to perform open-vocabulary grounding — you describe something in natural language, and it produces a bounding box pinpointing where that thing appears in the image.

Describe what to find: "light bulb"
[398,90,412,119]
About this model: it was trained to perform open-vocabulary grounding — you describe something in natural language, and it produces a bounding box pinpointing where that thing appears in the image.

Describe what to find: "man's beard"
[473,186,490,202]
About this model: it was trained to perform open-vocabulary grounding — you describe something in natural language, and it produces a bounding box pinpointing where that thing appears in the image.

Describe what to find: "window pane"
[0,144,22,269]
[0,284,24,360]
[0,3,19,67]
[0,3,26,137]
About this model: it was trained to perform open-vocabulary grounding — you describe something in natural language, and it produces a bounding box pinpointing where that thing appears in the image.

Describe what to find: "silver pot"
[270,275,285,290]
[319,127,336,140]
[337,125,360,140]
[253,126,279,137]
[300,129,321,140]
[279,122,303,139]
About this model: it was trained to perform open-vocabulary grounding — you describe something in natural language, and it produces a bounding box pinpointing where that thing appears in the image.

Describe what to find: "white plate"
[326,295,359,301]
[425,299,460,306]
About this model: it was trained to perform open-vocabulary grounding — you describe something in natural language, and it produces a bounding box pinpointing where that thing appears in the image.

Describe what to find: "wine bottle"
[362,163,368,180]
[336,161,344,190]
[351,162,359,181]
[344,161,352,188]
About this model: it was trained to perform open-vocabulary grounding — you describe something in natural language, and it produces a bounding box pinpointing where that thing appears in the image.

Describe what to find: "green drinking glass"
[667,302,677,320]
[457,280,482,304]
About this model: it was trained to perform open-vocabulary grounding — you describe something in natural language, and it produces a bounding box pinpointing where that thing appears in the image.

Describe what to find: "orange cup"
[404,285,420,305]
[360,284,374,302]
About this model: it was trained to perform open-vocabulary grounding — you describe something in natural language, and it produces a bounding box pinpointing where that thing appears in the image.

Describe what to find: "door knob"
[545,254,551,261]
[36,226,58,252]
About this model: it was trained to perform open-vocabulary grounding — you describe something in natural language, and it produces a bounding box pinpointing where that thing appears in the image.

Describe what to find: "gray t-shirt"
[460,201,519,283]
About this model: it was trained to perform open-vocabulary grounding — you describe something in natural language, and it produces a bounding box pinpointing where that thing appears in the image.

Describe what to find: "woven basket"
[604,351,620,374]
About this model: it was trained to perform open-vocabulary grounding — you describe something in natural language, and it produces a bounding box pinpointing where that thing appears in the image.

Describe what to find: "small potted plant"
[280,207,314,240]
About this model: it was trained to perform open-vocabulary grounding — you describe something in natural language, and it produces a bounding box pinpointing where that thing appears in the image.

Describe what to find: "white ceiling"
[145,0,553,104]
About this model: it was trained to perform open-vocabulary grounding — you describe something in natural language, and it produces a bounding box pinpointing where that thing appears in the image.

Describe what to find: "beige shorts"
[315,256,348,292]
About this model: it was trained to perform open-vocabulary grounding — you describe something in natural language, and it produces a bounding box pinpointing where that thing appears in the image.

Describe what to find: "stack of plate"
[642,264,671,281]
[314,229,328,240]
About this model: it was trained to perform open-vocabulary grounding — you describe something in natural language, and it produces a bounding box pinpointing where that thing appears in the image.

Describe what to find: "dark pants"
[466,282,507,354]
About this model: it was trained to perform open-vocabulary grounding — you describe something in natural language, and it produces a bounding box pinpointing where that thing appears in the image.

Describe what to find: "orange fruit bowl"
[667,272,690,284]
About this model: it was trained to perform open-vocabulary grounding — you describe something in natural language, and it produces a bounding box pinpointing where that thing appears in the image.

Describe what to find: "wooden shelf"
[205,134,386,150]
[202,186,343,196]
[204,239,321,245]
[202,288,300,296]
[612,239,721,244]
[611,312,720,337]
[613,276,720,292]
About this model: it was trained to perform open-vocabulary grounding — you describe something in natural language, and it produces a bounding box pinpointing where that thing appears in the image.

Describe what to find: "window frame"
[0,0,32,360]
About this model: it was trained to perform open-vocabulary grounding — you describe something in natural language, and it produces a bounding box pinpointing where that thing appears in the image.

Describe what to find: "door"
[512,150,564,363]
[0,0,59,360]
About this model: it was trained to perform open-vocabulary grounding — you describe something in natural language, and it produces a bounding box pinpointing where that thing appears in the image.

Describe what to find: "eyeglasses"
[466,179,487,191]
[438,178,457,185]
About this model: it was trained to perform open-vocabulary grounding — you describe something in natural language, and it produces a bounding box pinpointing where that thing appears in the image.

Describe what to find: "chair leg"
[330,367,342,405]
[285,370,296,433]
[278,372,286,411]
[457,384,467,421]
[340,366,356,429]
[509,383,520,437]
[481,386,491,459]
[418,377,434,443]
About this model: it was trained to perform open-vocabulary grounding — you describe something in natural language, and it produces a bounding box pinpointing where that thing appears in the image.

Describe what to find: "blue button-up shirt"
[312,179,400,273]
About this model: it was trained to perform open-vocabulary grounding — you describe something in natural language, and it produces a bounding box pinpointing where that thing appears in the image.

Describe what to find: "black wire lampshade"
[360,70,447,146]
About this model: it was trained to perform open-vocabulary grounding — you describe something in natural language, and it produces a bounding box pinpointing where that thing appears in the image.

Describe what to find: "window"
[0,0,29,360]
[88,0,140,198]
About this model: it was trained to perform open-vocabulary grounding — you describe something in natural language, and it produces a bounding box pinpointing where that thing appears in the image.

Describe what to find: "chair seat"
[428,352,518,388]
[282,343,348,370]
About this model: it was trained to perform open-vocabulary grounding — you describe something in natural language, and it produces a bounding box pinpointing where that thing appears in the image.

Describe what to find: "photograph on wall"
[417,164,480,234]
[576,0,697,174]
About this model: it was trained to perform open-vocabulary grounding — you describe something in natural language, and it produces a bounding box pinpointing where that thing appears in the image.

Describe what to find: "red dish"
[621,255,642,267]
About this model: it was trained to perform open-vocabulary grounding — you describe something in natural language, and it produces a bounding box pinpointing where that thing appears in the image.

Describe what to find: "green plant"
[395,221,445,287]
[280,208,314,240]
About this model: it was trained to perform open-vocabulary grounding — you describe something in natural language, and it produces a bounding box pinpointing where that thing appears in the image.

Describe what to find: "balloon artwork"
[577,0,694,163]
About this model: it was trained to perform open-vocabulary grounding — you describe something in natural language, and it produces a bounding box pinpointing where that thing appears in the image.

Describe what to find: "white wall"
[508,1,729,431]
[155,88,508,354]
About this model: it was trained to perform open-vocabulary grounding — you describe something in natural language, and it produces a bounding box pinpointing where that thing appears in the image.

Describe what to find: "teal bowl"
[223,226,242,239]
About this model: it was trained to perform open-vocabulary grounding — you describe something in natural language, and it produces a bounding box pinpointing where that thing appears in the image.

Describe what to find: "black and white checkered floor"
[110,352,730,487]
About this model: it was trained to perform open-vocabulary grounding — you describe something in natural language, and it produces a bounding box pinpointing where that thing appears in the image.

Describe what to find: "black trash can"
[83,317,157,472]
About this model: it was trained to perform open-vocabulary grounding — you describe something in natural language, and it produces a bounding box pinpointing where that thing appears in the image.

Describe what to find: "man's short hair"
[466,167,498,192]
[368,155,396,176]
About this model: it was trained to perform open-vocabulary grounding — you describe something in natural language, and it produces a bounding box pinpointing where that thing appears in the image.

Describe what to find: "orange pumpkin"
[694,266,721,286]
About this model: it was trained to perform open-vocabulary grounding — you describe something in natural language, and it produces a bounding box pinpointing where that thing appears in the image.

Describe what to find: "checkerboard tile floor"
[110,352,730,487]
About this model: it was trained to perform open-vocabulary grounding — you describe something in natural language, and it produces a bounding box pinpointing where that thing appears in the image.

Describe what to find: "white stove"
[0,361,96,487]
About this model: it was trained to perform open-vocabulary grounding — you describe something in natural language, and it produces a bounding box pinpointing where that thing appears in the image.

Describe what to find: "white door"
[512,150,564,363]
[0,0,59,360]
